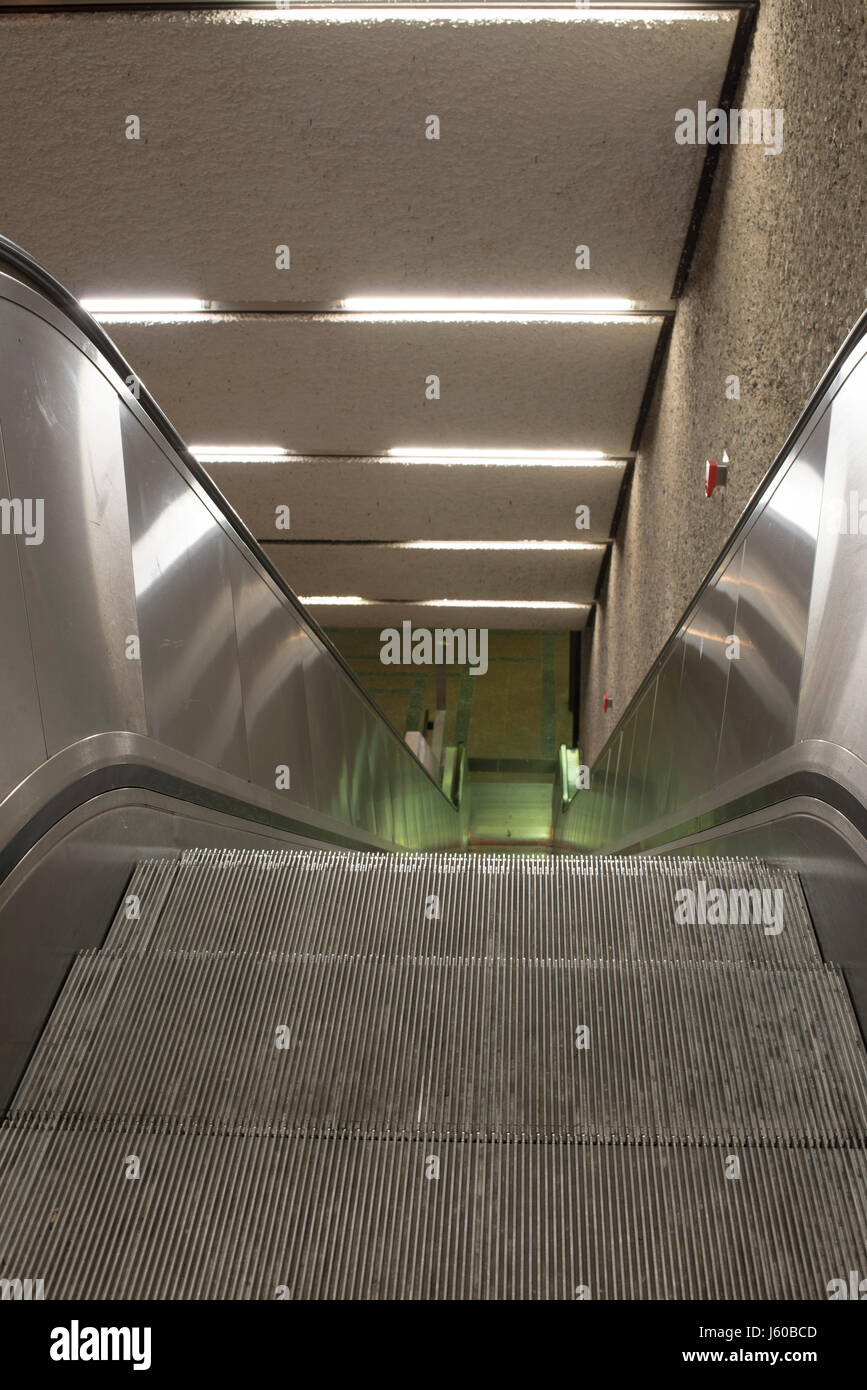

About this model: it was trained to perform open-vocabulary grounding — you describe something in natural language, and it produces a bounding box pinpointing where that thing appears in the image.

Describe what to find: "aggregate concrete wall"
[582,0,867,766]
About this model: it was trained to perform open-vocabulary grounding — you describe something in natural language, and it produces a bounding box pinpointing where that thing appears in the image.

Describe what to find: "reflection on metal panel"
[590,747,607,849]
[228,546,313,802]
[0,423,46,799]
[643,644,684,825]
[0,302,145,752]
[340,690,368,826]
[302,644,353,824]
[370,722,394,845]
[0,267,461,857]
[612,718,635,843]
[622,683,654,838]
[390,742,409,850]
[556,324,865,856]
[674,551,741,804]
[122,411,250,782]
[599,740,618,847]
[798,354,867,764]
[719,434,823,778]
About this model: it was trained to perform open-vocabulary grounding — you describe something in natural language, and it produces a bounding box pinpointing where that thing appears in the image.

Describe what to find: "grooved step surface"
[10,953,867,1145]
[107,850,821,966]
[2,849,865,1300]
[0,1127,864,1301]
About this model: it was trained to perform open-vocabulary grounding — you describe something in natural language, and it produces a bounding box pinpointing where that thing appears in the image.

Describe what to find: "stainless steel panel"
[643,642,684,824]
[121,410,249,781]
[0,270,459,861]
[622,682,655,837]
[798,351,867,763]
[555,319,865,863]
[600,738,620,846]
[0,300,145,751]
[339,687,369,826]
[582,749,601,850]
[718,432,825,780]
[368,720,394,844]
[0,423,46,799]
[302,643,353,822]
[670,549,742,807]
[612,717,635,842]
[389,741,409,849]
[590,748,607,850]
[228,546,314,803]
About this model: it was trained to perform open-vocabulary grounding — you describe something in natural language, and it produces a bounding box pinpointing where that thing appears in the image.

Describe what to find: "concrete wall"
[582,0,867,764]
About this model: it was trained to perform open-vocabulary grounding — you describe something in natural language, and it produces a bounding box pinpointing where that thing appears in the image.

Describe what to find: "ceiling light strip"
[233,6,737,25]
[393,539,606,551]
[341,296,636,313]
[192,448,632,466]
[299,596,591,609]
[81,297,672,325]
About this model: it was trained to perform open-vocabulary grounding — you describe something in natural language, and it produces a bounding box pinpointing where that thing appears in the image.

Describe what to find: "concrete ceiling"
[0,4,742,630]
[262,538,605,598]
[199,456,627,541]
[0,7,737,302]
[107,315,663,454]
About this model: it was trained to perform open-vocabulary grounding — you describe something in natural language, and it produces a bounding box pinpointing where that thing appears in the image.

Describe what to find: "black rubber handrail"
[0,233,456,808]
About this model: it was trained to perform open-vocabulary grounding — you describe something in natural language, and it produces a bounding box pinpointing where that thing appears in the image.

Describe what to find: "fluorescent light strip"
[82,296,661,326]
[385,457,620,467]
[389,447,608,459]
[395,540,605,551]
[191,446,290,463]
[81,297,207,322]
[341,310,655,324]
[191,447,625,467]
[342,296,636,314]
[420,598,590,609]
[299,596,589,610]
[244,8,728,26]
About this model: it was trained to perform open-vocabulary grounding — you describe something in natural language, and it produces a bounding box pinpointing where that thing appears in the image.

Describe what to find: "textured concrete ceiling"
[207,457,626,541]
[0,4,741,630]
[0,8,737,302]
[107,316,662,454]
[292,599,592,632]
[262,539,605,600]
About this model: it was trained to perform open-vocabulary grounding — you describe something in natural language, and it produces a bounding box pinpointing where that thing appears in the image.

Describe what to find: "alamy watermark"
[380,620,488,676]
[674,879,784,935]
[1,1276,44,1299]
[0,496,44,545]
[50,1321,152,1370]
[675,102,784,157]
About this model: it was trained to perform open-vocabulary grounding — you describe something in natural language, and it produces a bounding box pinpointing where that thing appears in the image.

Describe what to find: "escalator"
[1,239,866,1299]
[3,849,866,1298]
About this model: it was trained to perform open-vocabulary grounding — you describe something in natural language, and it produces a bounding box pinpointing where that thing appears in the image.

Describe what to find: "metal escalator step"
[0,1123,864,1299]
[4,849,861,1300]
[105,850,820,966]
[10,951,866,1144]
[101,857,179,950]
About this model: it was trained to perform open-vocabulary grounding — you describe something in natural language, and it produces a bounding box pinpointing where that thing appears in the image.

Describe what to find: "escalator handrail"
[0,232,456,808]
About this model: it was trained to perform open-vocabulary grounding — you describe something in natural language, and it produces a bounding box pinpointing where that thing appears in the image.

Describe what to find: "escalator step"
[0,1124,863,1299]
[9,951,866,1144]
[3,848,862,1300]
[105,850,820,967]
